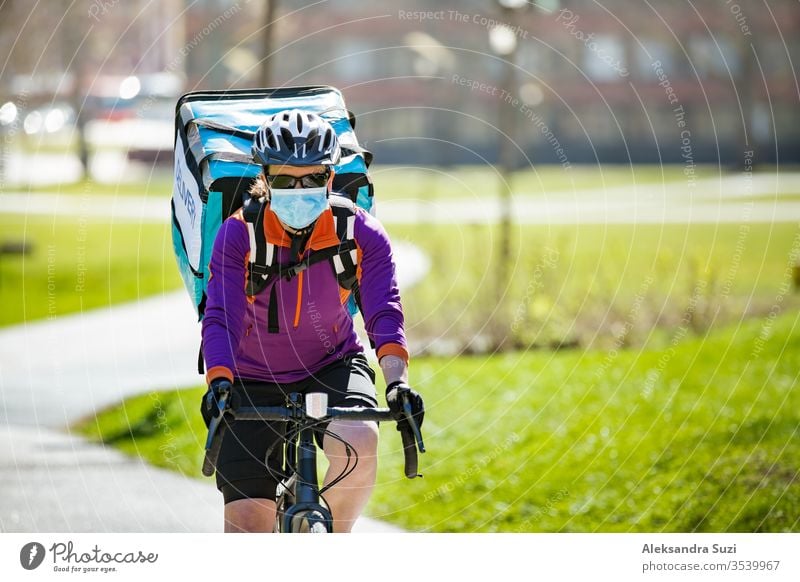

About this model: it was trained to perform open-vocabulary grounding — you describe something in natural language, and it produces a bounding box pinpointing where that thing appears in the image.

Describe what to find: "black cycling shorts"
[208,353,378,504]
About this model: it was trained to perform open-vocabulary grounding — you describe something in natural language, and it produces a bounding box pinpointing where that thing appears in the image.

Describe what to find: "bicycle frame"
[277,408,333,533]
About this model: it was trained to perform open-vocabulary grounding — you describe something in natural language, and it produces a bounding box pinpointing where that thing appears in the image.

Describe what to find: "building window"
[333,40,377,81]
[519,41,547,75]
[635,39,676,79]
[582,35,628,82]
[688,36,740,78]
[760,39,791,75]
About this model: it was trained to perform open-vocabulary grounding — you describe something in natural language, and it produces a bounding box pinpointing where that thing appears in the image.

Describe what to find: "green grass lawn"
[721,194,800,203]
[73,308,800,532]
[393,221,800,351]
[0,214,181,326]
[3,209,797,359]
[10,175,174,197]
[4,165,797,355]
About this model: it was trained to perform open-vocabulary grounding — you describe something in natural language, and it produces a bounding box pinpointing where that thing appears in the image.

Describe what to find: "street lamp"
[497,0,529,9]
[490,0,529,342]
[260,1,279,87]
[488,24,518,57]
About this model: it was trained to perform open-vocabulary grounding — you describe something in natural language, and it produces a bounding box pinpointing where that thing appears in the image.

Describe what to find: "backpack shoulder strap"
[329,193,358,214]
[329,197,360,291]
[241,197,363,315]
[242,198,276,296]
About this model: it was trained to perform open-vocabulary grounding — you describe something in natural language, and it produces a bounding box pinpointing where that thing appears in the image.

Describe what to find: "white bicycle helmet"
[252,109,341,166]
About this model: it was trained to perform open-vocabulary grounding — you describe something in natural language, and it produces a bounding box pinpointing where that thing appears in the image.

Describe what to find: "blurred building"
[256,0,800,165]
[2,0,798,165]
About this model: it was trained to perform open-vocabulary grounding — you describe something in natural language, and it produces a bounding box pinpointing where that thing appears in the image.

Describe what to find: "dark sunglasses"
[265,171,329,189]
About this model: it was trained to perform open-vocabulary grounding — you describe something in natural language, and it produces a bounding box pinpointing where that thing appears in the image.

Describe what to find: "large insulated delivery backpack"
[171,86,374,323]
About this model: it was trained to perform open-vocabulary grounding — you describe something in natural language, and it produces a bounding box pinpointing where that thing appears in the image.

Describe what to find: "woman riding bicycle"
[200,109,424,533]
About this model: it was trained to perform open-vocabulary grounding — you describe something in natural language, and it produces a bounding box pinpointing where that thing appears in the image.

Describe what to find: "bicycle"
[202,387,425,533]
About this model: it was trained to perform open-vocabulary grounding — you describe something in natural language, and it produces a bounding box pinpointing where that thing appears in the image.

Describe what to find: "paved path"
[0,425,401,533]
[0,291,201,428]
[0,425,223,533]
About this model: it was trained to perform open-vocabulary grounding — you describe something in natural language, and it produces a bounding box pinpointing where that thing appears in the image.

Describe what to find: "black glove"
[201,378,233,427]
[385,381,424,430]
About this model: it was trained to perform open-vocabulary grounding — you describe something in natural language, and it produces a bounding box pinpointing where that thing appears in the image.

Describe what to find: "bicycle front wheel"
[291,510,332,533]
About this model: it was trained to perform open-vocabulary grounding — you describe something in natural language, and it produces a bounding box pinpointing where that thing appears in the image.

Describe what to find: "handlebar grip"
[400,426,420,479]
[401,398,426,453]
[201,389,232,477]
[202,422,226,477]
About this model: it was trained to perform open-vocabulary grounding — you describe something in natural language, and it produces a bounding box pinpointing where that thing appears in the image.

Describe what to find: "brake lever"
[401,398,426,454]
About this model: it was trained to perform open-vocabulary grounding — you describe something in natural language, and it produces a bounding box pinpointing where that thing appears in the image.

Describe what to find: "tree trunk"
[260,1,277,87]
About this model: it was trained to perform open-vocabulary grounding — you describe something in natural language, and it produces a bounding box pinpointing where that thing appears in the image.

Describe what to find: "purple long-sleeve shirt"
[202,203,408,384]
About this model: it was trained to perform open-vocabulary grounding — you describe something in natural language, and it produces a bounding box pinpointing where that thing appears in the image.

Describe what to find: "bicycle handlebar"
[232,405,394,423]
[203,400,425,479]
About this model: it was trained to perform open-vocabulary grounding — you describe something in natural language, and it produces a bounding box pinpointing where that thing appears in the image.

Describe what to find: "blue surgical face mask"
[269,186,329,229]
